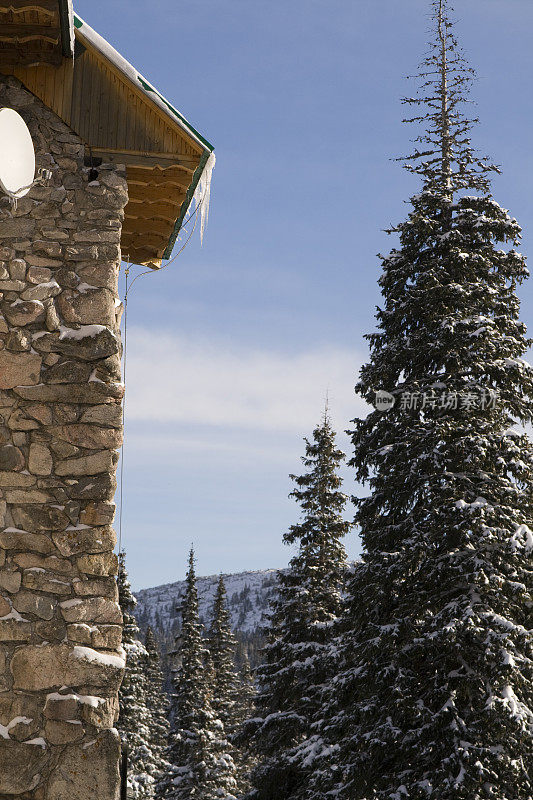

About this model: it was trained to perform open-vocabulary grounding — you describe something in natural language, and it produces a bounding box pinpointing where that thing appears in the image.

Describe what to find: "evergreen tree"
[208,576,240,733]
[117,552,154,799]
[313,3,533,798]
[234,654,256,731]
[242,411,350,800]
[144,627,171,784]
[233,654,257,795]
[157,549,238,800]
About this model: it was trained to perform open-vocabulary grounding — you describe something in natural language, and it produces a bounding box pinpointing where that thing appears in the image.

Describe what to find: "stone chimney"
[0,75,126,799]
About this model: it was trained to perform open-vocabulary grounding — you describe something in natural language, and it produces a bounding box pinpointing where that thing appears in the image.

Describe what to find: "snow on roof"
[73,14,214,154]
[59,0,75,57]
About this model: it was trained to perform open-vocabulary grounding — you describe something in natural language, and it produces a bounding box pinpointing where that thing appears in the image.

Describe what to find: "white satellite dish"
[0,108,35,199]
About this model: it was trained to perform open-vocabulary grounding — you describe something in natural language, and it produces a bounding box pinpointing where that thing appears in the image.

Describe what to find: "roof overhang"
[0,7,213,267]
[73,14,214,267]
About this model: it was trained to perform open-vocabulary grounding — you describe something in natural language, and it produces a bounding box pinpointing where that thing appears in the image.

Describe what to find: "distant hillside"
[134,569,280,661]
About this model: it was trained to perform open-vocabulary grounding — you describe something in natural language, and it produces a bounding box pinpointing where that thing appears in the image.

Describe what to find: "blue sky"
[74,0,533,590]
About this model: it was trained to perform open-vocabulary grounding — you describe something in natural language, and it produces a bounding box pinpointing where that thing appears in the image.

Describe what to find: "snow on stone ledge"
[72,645,125,669]
[59,324,108,341]
[46,691,104,708]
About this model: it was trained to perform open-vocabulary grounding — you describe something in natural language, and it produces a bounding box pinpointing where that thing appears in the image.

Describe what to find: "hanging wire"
[118,264,130,556]
[116,196,203,554]
[124,196,202,297]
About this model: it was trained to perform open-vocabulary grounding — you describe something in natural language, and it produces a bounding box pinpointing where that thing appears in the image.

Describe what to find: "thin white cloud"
[125,327,369,433]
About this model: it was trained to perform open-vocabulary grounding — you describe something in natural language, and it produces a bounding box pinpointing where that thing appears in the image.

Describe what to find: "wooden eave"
[0,0,72,66]
[1,11,213,268]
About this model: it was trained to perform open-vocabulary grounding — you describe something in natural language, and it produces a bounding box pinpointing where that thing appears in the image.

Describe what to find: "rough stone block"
[27,265,52,284]
[43,692,80,721]
[51,424,123,450]
[67,623,122,649]
[21,280,61,302]
[25,403,53,425]
[0,739,49,796]
[49,439,79,459]
[93,354,122,383]
[0,470,35,486]
[0,279,26,291]
[13,590,55,620]
[52,525,116,557]
[3,299,46,327]
[45,718,85,745]
[68,473,117,501]
[0,568,22,593]
[14,553,73,575]
[80,694,119,729]
[28,443,53,475]
[35,616,67,642]
[6,489,51,504]
[60,597,121,624]
[11,504,70,532]
[5,328,31,351]
[0,618,32,641]
[80,403,122,428]
[46,730,121,800]
[22,568,71,595]
[7,408,40,430]
[73,576,118,600]
[46,302,61,331]
[45,359,92,384]
[0,350,42,389]
[10,643,124,691]
[0,529,55,555]
[79,501,115,526]
[14,382,124,403]
[76,552,118,577]
[55,450,115,477]
[0,444,25,471]
[8,258,27,281]
[53,326,120,362]
[57,287,116,326]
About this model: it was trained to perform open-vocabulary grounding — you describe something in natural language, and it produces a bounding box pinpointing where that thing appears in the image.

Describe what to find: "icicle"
[192,151,216,244]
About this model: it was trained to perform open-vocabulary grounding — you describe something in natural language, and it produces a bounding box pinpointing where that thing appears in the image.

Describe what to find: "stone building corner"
[0,73,127,799]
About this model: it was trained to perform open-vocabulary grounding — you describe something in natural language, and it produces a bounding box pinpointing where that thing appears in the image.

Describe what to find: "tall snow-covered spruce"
[313,2,533,798]
[117,552,157,799]
[144,627,171,785]
[241,411,350,799]
[208,575,254,795]
[156,549,238,800]
[208,575,240,733]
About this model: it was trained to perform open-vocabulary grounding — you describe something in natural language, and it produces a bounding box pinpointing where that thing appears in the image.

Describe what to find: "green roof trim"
[136,77,214,153]
[162,149,210,260]
[73,15,82,29]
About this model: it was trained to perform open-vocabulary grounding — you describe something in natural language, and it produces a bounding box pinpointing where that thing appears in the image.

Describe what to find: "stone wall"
[0,75,127,799]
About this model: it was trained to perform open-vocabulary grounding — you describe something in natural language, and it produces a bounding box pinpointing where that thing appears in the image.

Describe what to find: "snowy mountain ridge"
[134,568,280,637]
